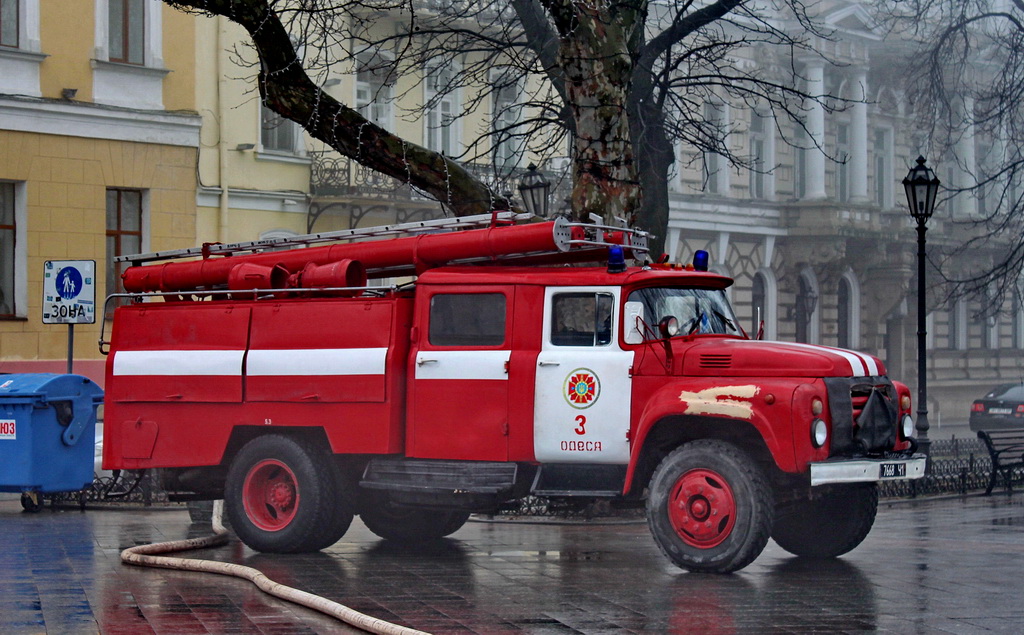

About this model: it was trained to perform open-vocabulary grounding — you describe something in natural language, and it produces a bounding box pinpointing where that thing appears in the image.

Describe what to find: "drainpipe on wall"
[217,16,230,243]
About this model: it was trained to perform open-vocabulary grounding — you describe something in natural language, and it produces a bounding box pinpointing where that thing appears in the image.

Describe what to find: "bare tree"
[168,0,840,254]
[877,0,1024,311]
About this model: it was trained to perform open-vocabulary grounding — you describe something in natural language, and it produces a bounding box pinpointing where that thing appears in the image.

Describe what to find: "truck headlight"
[900,414,915,440]
[811,418,828,448]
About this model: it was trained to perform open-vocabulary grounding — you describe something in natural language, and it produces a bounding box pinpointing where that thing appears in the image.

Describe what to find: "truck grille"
[825,377,898,456]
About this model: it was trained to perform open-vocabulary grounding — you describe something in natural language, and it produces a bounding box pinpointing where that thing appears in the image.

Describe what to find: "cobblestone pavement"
[1,492,1023,634]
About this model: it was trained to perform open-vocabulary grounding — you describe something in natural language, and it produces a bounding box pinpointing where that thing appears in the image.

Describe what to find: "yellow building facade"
[0,0,200,384]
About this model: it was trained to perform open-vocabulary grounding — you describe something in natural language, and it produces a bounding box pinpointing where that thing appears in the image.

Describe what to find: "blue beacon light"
[607,246,627,273]
[693,250,710,272]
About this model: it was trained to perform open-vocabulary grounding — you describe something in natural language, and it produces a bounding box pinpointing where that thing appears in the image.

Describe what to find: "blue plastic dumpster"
[0,374,104,511]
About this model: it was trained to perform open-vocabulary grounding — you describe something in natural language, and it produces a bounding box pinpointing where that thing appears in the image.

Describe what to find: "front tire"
[225,435,352,553]
[646,440,774,574]
[771,483,878,559]
[359,493,471,542]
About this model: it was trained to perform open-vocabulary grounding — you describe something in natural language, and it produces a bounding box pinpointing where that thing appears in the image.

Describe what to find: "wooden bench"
[977,429,1024,495]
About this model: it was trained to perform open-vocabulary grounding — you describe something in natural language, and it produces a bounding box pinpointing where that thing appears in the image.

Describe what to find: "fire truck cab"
[102,213,925,573]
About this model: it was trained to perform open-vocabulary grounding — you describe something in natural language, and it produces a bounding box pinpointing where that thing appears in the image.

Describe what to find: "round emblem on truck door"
[564,369,600,409]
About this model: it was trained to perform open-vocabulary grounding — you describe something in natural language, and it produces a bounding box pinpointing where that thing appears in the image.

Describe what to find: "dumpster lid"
[0,373,103,403]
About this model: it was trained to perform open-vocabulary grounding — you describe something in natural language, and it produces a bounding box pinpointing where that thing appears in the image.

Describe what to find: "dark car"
[970,383,1024,431]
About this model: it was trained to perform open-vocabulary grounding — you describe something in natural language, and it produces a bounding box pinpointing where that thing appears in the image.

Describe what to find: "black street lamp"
[903,156,940,461]
[518,164,551,218]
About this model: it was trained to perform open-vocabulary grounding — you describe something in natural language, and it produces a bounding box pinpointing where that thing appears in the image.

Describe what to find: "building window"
[1,0,18,48]
[838,273,860,349]
[947,299,967,350]
[946,164,960,216]
[355,51,395,128]
[425,64,459,156]
[836,122,850,202]
[492,78,521,172]
[1015,290,1024,349]
[796,272,818,344]
[795,130,808,200]
[751,271,767,337]
[838,278,851,348]
[106,189,143,310]
[749,112,768,199]
[108,0,144,64]
[261,105,299,153]
[873,128,892,208]
[0,183,14,317]
[751,269,777,340]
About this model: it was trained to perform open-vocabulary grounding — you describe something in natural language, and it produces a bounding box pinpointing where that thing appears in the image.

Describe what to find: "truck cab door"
[534,287,632,464]
[408,288,512,461]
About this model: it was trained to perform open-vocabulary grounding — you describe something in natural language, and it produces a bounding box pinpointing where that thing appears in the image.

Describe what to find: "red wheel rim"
[242,459,300,532]
[667,468,737,549]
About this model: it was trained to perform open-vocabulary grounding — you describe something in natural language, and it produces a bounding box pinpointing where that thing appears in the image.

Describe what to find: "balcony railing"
[310,151,571,212]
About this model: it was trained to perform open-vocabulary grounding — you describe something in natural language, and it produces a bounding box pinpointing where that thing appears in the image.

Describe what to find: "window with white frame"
[261,105,300,154]
[1,0,18,48]
[491,77,522,171]
[355,51,395,128]
[0,0,42,96]
[836,122,850,202]
[93,0,165,109]
[873,128,892,208]
[0,183,16,317]
[108,0,144,64]
[425,64,459,156]
[106,188,144,314]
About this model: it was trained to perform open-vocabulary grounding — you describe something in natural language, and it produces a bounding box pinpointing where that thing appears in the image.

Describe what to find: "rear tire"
[359,493,470,542]
[225,435,352,553]
[771,483,878,559]
[646,440,774,574]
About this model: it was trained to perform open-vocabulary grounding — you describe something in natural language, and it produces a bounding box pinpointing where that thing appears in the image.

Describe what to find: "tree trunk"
[551,1,642,224]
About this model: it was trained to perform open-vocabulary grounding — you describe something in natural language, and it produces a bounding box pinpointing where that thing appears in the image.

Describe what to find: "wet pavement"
[2,493,1023,634]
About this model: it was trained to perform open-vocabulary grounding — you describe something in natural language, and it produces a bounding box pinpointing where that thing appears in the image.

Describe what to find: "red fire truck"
[101,212,925,573]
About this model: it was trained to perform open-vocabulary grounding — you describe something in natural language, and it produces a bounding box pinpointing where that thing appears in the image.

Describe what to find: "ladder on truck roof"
[115,211,650,265]
[115,211,533,265]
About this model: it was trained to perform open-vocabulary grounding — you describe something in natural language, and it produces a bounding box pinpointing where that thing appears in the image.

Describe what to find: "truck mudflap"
[810,454,927,486]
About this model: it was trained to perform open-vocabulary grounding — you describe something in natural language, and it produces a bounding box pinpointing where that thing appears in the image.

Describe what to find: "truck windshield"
[625,287,740,340]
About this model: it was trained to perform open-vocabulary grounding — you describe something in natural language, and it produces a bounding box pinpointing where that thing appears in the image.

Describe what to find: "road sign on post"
[42,260,96,373]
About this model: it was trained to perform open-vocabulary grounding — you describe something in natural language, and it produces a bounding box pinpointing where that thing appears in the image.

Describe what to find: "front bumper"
[810,454,927,486]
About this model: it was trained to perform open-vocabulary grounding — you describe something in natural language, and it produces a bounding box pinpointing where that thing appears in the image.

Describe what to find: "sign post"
[42,260,96,373]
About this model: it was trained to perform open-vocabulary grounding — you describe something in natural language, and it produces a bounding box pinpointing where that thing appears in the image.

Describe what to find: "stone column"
[956,95,976,217]
[850,70,869,203]
[805,62,828,199]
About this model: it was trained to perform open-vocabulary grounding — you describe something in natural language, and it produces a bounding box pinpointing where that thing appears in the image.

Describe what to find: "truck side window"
[429,293,506,346]
[551,293,613,346]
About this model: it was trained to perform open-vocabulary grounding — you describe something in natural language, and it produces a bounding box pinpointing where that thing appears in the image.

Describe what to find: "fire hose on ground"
[119,501,429,635]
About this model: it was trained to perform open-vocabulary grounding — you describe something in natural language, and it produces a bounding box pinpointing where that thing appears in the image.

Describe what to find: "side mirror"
[624,301,645,344]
